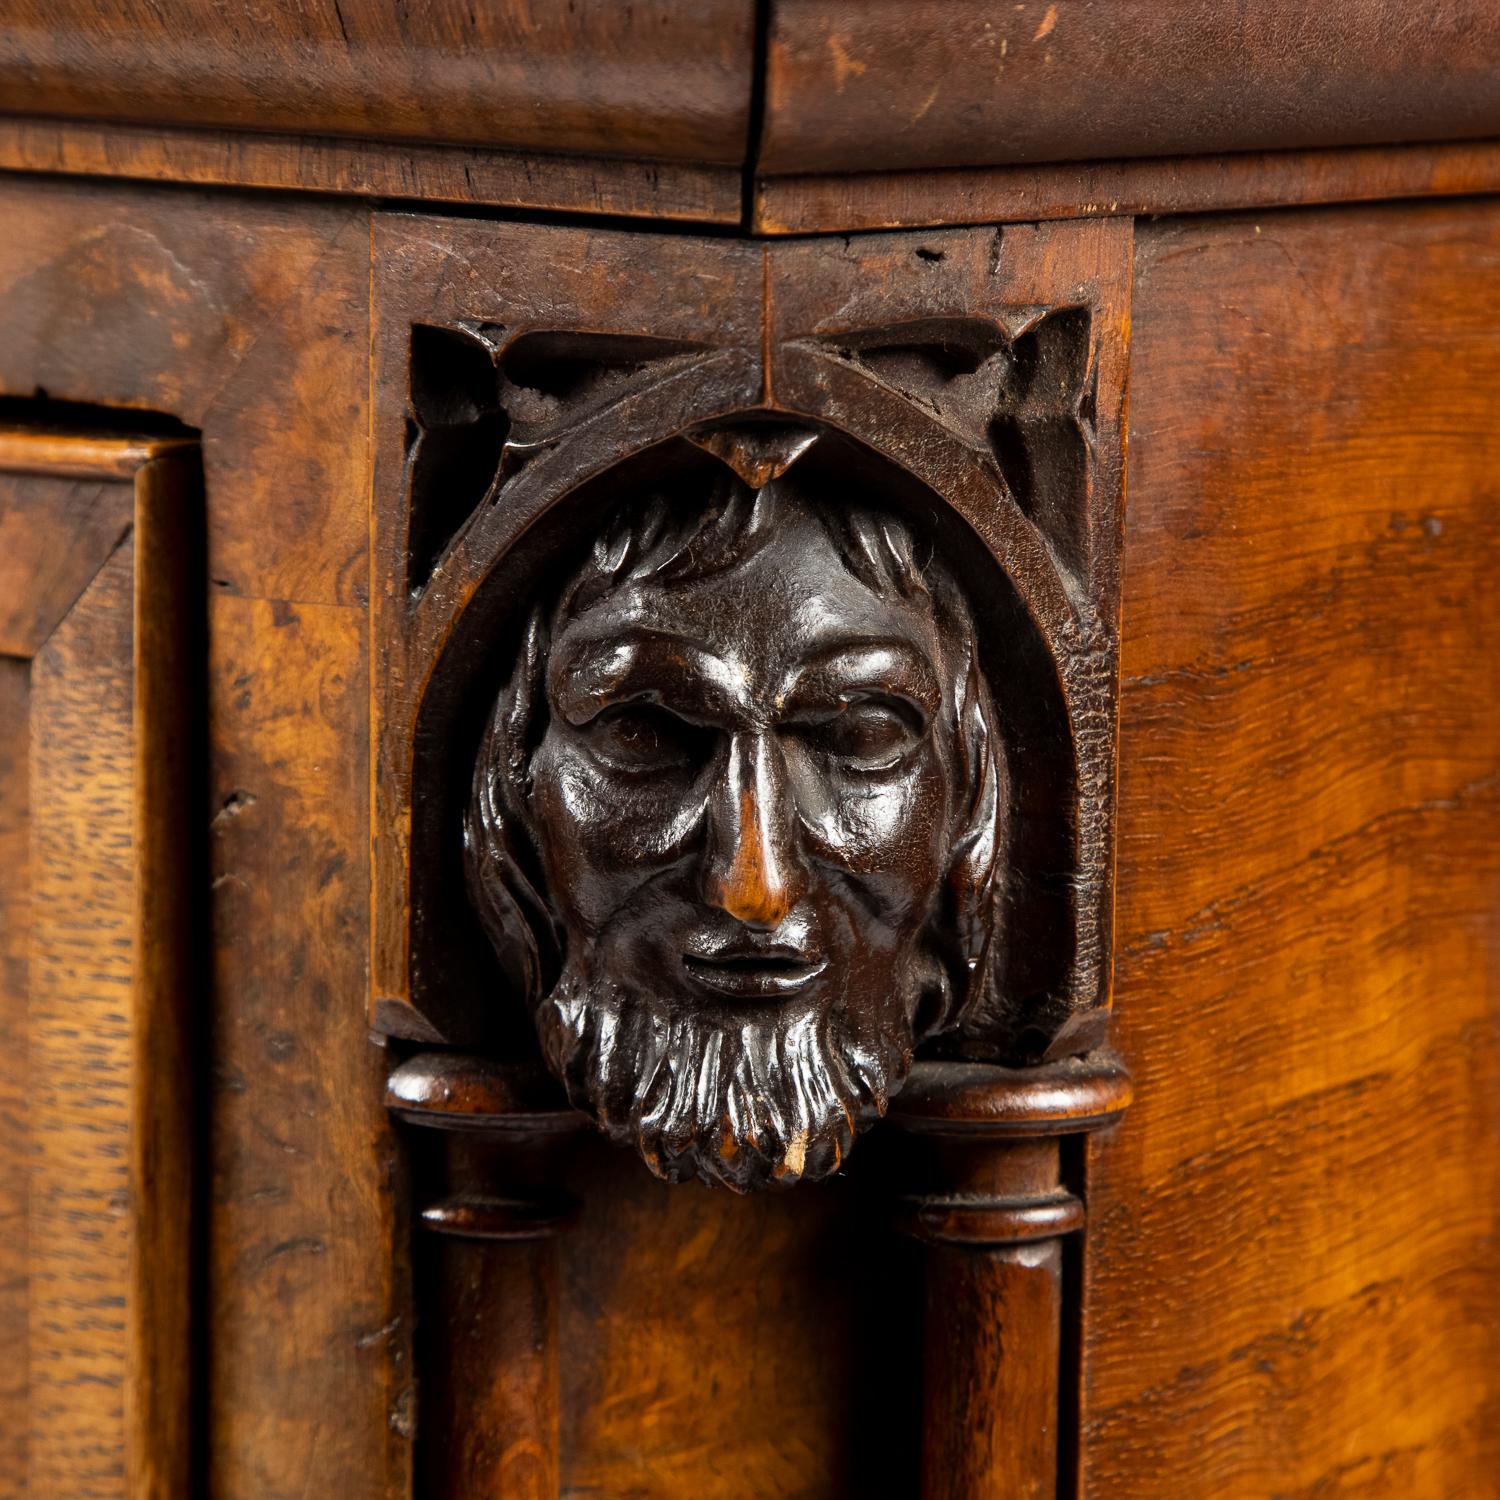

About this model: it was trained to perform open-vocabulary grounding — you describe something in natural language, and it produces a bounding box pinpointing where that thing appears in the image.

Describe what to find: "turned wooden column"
[886,1053,1132,1500]
[387,1052,586,1500]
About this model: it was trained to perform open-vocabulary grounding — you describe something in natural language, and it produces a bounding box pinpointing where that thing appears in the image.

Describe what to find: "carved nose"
[702,733,802,929]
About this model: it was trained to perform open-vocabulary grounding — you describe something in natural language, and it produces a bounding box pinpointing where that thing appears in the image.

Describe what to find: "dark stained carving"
[371,215,1133,1186]
[465,458,1003,1188]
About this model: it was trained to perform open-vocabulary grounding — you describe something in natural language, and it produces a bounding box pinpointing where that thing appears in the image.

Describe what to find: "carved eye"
[814,701,921,771]
[587,705,708,774]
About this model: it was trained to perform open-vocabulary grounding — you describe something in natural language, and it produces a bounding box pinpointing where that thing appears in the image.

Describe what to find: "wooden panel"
[205,595,407,1499]
[753,138,1500,237]
[27,544,136,1496]
[1084,199,1500,1495]
[760,0,1500,176]
[0,468,132,657]
[0,660,29,1494]
[0,431,199,1499]
[0,175,407,1498]
[559,1145,922,1499]
[0,0,753,165]
[0,176,369,608]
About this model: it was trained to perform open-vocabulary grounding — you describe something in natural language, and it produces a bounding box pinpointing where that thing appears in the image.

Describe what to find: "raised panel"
[0,424,199,1499]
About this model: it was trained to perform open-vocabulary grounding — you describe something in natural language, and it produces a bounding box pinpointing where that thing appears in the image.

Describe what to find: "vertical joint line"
[742,0,773,232]
[760,245,774,406]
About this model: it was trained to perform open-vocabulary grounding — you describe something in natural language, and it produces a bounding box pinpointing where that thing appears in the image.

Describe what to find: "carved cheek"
[794,747,946,886]
[532,737,704,900]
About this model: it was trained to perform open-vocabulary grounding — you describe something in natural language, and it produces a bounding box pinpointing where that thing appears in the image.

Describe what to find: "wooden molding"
[0,0,753,165]
[752,137,1500,236]
[0,115,743,227]
[759,0,1500,177]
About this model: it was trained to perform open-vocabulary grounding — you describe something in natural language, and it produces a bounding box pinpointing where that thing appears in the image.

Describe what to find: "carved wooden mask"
[370,216,1132,1189]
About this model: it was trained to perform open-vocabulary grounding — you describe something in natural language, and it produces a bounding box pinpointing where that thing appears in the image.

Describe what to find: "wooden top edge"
[0,0,754,167]
[888,1051,1133,1135]
[752,138,1500,236]
[760,0,1500,177]
[0,115,744,226]
[3,2,1497,205]
[0,426,194,480]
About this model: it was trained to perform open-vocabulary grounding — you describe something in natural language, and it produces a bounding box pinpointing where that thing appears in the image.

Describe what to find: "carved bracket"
[370,216,1132,1191]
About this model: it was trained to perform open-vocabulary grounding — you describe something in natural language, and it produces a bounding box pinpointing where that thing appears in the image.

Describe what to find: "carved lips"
[680,943,829,999]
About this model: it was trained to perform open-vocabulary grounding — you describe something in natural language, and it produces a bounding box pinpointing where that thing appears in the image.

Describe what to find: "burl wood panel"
[1085,199,1500,1495]
[0,179,407,1498]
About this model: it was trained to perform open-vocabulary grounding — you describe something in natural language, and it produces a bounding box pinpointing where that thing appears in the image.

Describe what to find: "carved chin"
[534,967,929,1192]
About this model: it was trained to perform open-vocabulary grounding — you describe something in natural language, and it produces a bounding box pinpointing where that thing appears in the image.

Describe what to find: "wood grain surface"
[0,433,200,1498]
[0,659,29,1493]
[0,179,409,1498]
[1085,197,1500,1496]
[559,1143,923,1499]
[0,0,754,165]
[2,129,1499,1498]
[27,544,135,1496]
[0,117,742,226]
[0,470,132,657]
[753,138,1500,237]
[759,0,1500,176]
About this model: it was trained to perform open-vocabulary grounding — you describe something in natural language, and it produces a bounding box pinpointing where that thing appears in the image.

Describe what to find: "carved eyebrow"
[550,627,747,725]
[778,639,941,720]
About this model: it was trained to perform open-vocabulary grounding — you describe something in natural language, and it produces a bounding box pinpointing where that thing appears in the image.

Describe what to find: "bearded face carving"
[465,469,1004,1191]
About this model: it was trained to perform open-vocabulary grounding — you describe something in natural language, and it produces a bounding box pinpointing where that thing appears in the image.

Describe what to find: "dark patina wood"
[887,1055,1131,1499]
[758,1,1500,176]
[369,217,1132,1082]
[388,1054,584,1500]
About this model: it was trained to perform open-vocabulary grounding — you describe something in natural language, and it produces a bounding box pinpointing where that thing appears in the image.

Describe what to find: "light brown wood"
[1085,195,1500,1496]
[0,176,371,609]
[0,176,410,1498]
[28,542,136,1495]
[0,659,29,1492]
[0,427,200,1498]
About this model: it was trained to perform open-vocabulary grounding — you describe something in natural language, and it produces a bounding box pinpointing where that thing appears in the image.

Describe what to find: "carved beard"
[535,956,936,1192]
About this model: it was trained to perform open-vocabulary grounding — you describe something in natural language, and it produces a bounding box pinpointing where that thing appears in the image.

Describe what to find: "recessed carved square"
[371,217,1132,1188]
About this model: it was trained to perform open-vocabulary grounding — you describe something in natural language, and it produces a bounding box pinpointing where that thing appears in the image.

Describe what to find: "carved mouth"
[680,951,828,998]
